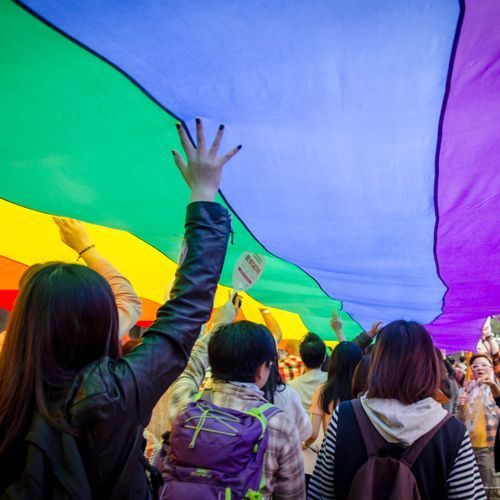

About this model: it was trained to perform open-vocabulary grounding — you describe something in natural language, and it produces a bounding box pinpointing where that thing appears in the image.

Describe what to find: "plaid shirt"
[278,355,304,383]
[162,334,305,499]
[459,382,500,449]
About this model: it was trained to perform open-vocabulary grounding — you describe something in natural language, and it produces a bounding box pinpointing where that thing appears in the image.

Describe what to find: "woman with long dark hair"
[0,119,240,498]
[305,341,362,447]
[263,349,312,441]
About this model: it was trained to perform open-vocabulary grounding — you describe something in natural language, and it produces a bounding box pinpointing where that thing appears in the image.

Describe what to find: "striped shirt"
[308,407,486,499]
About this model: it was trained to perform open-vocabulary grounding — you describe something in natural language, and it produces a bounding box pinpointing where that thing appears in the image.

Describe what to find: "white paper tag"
[232,252,266,292]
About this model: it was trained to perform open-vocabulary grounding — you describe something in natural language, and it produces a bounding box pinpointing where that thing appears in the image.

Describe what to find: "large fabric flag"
[0,0,498,351]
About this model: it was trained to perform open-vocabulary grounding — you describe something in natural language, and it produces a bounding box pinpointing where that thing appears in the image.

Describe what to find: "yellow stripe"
[0,199,309,338]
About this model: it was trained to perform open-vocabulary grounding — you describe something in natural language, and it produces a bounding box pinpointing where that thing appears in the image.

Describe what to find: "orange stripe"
[0,256,28,289]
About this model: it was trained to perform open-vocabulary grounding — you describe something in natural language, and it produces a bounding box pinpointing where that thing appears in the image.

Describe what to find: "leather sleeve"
[105,201,230,426]
[352,331,372,350]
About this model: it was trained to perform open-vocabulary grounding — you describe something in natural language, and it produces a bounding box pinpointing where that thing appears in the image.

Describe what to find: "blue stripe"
[22,0,460,328]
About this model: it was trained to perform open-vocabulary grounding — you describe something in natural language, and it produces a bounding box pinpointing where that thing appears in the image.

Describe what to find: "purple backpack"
[158,393,281,499]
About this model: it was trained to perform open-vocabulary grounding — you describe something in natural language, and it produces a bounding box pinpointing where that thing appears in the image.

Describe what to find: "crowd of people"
[0,120,498,499]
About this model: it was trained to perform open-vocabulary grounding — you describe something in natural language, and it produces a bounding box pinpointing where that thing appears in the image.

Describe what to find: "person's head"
[435,346,452,399]
[367,320,439,404]
[18,262,43,289]
[459,355,466,363]
[0,262,119,453]
[352,354,372,398]
[320,341,362,413]
[469,353,494,381]
[443,357,456,379]
[208,320,277,389]
[300,332,326,370]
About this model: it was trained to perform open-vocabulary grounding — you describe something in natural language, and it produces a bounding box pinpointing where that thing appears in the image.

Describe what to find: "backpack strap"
[193,390,212,402]
[352,399,453,468]
[249,402,282,423]
[351,399,386,457]
[401,412,452,467]
[246,403,282,442]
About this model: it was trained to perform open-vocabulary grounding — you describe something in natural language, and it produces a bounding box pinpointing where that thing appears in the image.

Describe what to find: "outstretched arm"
[352,321,383,350]
[330,311,346,342]
[114,119,241,425]
[260,308,283,344]
[53,217,142,338]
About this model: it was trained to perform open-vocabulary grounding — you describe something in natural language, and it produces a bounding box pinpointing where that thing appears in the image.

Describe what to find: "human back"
[309,320,486,500]
[0,262,120,493]
[160,320,305,499]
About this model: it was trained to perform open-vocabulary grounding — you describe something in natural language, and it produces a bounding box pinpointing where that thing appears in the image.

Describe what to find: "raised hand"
[330,311,343,332]
[367,321,384,339]
[330,311,346,342]
[53,217,93,255]
[477,372,500,398]
[172,118,241,202]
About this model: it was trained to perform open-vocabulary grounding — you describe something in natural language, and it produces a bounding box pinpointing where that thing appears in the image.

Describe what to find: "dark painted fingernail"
[237,145,242,150]
[219,124,225,131]
[195,118,201,124]
[175,123,181,129]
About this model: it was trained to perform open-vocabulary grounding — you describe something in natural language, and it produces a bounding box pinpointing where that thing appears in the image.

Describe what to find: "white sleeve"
[288,385,313,441]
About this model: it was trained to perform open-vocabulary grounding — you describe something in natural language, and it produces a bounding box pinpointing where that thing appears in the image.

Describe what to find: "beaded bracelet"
[77,244,95,261]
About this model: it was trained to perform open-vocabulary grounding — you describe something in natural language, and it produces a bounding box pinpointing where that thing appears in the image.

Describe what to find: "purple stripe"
[429,0,500,351]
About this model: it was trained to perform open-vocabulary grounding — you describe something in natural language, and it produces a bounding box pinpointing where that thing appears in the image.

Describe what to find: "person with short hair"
[289,332,328,412]
[288,332,327,487]
[309,320,486,499]
[163,320,305,499]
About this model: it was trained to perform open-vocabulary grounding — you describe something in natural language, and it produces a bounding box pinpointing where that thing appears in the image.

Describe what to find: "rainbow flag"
[1,0,498,350]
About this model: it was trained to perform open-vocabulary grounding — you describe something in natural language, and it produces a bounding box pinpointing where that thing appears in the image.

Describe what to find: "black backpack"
[1,411,91,500]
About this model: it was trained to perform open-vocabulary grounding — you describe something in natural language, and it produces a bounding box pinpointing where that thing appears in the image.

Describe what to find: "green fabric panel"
[0,0,362,340]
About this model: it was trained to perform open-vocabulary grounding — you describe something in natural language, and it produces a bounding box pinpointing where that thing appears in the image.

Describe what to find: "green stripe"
[0,0,362,340]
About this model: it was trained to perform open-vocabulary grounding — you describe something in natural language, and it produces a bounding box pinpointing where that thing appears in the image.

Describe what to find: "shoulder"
[283,384,302,403]
[283,385,309,416]
[437,415,467,449]
[439,414,467,436]
[336,399,354,415]
[267,406,299,438]
[66,357,131,423]
[312,384,323,400]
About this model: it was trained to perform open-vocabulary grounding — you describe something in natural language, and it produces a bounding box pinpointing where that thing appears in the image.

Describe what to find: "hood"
[360,395,447,446]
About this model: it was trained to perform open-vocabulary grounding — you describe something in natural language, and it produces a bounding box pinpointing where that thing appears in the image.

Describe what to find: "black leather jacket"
[63,202,230,498]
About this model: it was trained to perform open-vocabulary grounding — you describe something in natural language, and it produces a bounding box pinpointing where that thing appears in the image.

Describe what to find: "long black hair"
[0,263,119,455]
[320,341,362,413]
[262,360,286,403]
